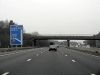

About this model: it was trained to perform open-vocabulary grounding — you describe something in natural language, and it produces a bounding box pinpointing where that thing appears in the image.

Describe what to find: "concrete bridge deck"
[32,35,100,40]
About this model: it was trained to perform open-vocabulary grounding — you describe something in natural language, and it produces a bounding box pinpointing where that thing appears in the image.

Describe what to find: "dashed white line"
[2,72,10,75]
[15,52,19,53]
[27,59,31,61]
[91,74,96,75]
[36,54,39,56]
[72,60,76,62]
[65,54,67,56]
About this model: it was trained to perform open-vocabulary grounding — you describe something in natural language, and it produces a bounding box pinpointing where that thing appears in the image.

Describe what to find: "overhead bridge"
[32,35,100,47]
[32,35,100,40]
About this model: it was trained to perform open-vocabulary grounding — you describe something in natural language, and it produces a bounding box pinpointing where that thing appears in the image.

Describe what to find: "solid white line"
[2,72,10,75]
[0,55,5,56]
[72,60,76,62]
[1,54,11,56]
[78,51,100,58]
[91,74,96,75]
[71,49,100,58]
[0,53,16,56]
[27,59,31,61]
[0,49,35,57]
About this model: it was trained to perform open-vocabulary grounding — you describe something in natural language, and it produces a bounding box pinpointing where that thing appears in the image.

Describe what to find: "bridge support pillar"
[67,40,70,47]
[33,39,36,47]
[96,40,100,48]
[36,39,40,47]
[33,39,40,48]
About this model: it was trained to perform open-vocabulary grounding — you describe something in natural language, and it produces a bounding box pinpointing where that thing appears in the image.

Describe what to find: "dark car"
[49,45,57,51]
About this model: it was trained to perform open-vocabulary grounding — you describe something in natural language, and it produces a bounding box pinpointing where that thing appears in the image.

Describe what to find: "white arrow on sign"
[14,38,21,42]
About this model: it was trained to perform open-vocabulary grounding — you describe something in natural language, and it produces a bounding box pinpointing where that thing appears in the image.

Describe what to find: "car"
[49,45,57,51]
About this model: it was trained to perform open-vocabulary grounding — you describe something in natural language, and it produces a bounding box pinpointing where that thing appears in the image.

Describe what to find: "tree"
[0,20,9,47]
[32,31,39,36]
[84,40,96,47]
[23,33,33,46]
[0,20,50,47]
[83,33,100,47]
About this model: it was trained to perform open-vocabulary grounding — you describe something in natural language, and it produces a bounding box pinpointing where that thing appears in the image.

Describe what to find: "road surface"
[0,47,100,75]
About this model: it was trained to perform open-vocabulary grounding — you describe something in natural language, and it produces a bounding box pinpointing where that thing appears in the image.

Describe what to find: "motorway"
[0,47,100,75]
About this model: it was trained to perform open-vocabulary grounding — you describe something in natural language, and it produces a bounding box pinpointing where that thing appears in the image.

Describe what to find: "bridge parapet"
[32,35,100,40]
[39,34,93,36]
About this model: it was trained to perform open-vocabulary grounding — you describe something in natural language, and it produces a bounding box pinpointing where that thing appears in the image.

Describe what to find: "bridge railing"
[39,34,94,36]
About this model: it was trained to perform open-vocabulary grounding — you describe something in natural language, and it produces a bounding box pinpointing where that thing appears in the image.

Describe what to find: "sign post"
[10,25,23,48]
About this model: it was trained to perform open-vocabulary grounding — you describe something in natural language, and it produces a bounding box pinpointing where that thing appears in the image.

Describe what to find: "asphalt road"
[0,47,100,75]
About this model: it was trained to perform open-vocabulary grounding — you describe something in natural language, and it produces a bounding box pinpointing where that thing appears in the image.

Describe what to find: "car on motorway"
[49,45,57,51]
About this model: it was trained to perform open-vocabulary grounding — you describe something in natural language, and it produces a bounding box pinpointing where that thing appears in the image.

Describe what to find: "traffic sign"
[10,25,23,45]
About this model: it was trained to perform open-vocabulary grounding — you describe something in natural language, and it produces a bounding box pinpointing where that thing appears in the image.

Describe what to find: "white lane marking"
[27,59,31,61]
[2,72,10,75]
[91,73,96,75]
[71,49,100,58]
[15,52,19,53]
[0,53,16,56]
[0,49,35,57]
[90,54,99,57]
[65,54,67,56]
[1,54,11,56]
[80,51,100,58]
[0,52,17,56]
[0,55,5,56]
[36,54,39,56]
[72,60,76,62]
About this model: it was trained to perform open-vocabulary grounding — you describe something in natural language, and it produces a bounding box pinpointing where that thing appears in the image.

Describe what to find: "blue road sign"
[10,25,23,45]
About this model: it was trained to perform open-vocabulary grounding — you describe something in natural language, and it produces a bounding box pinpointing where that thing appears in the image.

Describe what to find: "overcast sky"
[0,0,100,35]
